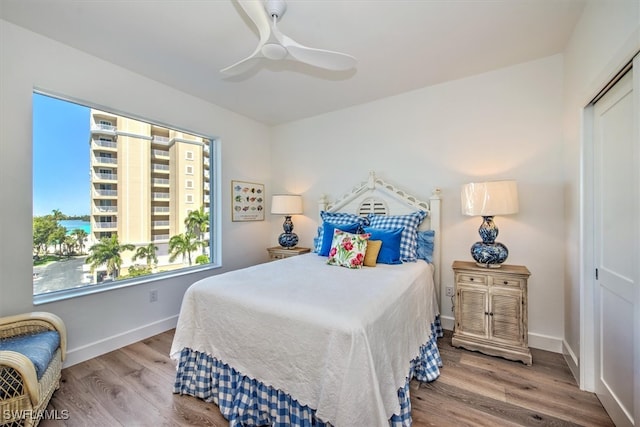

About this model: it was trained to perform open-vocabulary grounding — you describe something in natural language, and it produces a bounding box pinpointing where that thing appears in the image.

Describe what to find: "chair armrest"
[0,350,40,404]
[0,312,67,361]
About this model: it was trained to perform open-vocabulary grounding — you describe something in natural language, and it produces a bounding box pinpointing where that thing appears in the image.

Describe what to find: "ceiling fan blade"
[237,0,271,45]
[278,32,357,71]
[220,49,264,75]
[220,1,271,75]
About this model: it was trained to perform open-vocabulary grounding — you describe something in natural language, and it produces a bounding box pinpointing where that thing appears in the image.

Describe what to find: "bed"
[171,172,443,426]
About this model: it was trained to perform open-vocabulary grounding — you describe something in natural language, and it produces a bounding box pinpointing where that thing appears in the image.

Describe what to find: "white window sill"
[33,263,221,305]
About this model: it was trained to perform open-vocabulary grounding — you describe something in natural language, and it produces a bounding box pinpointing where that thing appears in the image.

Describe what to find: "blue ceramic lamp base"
[278,232,299,248]
[471,241,508,268]
[278,215,299,248]
[471,215,509,268]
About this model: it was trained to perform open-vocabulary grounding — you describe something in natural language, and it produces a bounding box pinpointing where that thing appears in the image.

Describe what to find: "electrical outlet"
[445,287,454,297]
[149,289,158,303]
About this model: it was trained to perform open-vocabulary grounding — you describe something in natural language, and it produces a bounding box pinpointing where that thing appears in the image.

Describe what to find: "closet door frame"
[580,53,639,427]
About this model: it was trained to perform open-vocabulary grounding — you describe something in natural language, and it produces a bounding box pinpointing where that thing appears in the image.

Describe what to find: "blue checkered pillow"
[367,211,427,261]
[314,211,368,253]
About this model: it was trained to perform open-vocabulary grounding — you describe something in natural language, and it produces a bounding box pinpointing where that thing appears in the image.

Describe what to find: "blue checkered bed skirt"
[173,316,443,426]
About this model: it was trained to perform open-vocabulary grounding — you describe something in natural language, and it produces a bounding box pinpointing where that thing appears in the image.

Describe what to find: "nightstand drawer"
[493,277,523,288]
[267,246,311,261]
[457,272,487,285]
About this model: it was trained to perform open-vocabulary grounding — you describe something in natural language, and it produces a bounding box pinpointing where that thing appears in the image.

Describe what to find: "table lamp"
[271,194,303,248]
[461,180,519,268]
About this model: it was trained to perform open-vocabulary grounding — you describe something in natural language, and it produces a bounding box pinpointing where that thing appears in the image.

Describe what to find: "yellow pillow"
[364,240,382,267]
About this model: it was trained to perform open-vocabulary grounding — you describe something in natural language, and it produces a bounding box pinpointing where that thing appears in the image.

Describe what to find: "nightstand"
[451,260,532,365]
[267,246,311,261]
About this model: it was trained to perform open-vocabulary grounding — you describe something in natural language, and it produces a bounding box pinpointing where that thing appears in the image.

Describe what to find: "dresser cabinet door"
[488,288,524,345]
[457,285,488,338]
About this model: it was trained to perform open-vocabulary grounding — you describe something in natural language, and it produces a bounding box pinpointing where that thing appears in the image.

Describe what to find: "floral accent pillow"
[327,230,371,269]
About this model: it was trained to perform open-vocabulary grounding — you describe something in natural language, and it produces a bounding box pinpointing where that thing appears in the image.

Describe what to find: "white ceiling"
[0,0,585,125]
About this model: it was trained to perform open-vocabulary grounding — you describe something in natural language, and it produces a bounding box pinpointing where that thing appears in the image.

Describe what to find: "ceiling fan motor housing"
[262,43,287,60]
[265,0,286,19]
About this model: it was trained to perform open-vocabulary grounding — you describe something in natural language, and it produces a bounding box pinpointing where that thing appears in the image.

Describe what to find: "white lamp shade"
[271,194,303,215]
[461,180,519,216]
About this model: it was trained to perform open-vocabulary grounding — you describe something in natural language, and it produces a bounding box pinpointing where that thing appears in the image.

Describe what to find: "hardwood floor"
[41,330,613,427]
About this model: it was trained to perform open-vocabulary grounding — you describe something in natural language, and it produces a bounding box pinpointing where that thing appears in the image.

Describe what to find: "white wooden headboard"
[318,171,442,305]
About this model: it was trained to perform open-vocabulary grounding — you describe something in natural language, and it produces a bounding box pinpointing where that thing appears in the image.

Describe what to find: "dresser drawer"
[457,272,487,285]
[492,277,523,288]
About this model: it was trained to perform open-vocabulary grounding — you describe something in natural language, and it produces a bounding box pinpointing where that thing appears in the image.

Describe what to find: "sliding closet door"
[592,60,637,427]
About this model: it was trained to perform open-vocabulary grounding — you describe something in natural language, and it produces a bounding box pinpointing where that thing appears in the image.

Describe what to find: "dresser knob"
[470,277,474,281]
[503,281,508,285]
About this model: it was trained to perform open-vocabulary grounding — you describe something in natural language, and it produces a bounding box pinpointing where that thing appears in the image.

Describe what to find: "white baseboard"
[62,314,565,367]
[528,332,563,353]
[562,339,580,384]
[63,315,179,367]
[440,315,455,331]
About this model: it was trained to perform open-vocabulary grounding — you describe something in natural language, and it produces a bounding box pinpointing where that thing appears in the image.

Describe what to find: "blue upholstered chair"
[0,312,66,427]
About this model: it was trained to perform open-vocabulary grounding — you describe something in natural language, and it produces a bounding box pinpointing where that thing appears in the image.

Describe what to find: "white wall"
[271,55,566,352]
[0,20,272,365]
[561,0,639,383]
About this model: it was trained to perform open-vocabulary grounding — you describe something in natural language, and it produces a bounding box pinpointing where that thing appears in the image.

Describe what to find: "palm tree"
[168,232,204,266]
[48,225,67,256]
[86,235,135,280]
[71,229,88,255]
[184,206,209,254]
[63,235,76,257]
[132,243,159,267]
[51,209,64,222]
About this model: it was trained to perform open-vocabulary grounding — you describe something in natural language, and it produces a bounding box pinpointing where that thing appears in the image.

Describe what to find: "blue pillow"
[363,227,403,264]
[315,211,368,253]
[416,230,435,263]
[319,222,361,256]
[367,211,427,262]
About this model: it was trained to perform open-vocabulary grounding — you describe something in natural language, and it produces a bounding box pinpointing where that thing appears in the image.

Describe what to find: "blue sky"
[33,93,90,217]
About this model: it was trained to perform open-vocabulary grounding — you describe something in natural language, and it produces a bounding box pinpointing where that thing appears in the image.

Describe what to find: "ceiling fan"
[220,0,357,75]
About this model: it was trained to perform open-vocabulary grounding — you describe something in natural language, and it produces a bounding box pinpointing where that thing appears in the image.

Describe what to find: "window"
[32,92,218,299]
[186,151,194,160]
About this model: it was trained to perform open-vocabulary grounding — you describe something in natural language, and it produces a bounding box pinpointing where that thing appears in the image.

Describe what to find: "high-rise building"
[88,109,210,279]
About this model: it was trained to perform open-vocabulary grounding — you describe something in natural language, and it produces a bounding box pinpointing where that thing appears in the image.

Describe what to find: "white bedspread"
[170,253,439,427]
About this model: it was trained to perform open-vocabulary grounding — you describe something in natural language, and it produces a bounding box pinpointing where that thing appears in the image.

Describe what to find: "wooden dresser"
[451,260,532,365]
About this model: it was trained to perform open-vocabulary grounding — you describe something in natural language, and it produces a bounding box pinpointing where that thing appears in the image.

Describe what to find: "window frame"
[32,90,221,305]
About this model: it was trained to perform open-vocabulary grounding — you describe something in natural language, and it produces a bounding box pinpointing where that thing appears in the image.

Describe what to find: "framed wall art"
[231,180,265,221]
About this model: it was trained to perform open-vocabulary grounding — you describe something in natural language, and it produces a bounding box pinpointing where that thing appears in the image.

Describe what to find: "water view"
[59,220,91,234]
